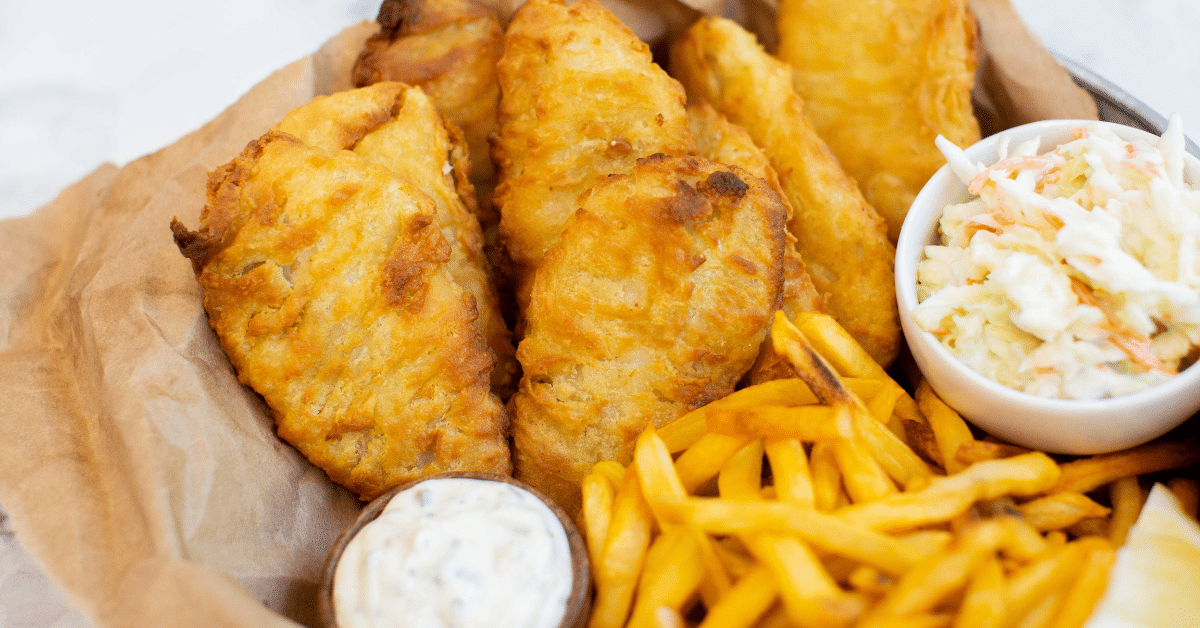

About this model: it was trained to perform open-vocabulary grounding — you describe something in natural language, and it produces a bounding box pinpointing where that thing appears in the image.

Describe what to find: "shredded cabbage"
[916,117,1200,400]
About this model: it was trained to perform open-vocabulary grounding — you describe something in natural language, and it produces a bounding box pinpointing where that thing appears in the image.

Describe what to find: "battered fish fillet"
[687,103,827,383]
[687,103,825,320]
[352,0,504,218]
[776,0,980,242]
[671,17,901,368]
[275,82,518,399]
[492,0,695,318]
[512,154,787,513]
[171,132,510,500]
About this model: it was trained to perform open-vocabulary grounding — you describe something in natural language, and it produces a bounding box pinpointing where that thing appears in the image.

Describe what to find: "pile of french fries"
[579,312,1200,628]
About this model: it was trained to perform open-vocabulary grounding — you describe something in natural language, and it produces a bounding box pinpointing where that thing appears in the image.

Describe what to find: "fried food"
[687,102,826,383]
[171,132,511,500]
[511,154,788,513]
[775,0,981,242]
[670,16,901,368]
[576,310,1198,628]
[352,0,504,216]
[492,0,695,319]
[274,81,518,398]
[687,104,824,320]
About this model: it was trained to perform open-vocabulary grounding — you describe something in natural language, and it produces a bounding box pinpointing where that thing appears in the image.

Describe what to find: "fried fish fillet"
[512,154,787,513]
[687,103,825,320]
[353,0,504,217]
[171,132,510,500]
[687,103,827,383]
[776,0,980,243]
[671,17,900,368]
[492,0,695,319]
[274,82,518,399]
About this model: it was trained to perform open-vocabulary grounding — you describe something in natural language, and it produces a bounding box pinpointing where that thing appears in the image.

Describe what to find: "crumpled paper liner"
[0,2,1098,627]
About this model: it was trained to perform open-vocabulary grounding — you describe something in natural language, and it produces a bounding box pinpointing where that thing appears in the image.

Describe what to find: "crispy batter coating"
[352,0,504,218]
[687,103,827,383]
[275,82,518,399]
[687,103,825,320]
[512,154,787,513]
[671,17,900,368]
[171,132,511,500]
[492,0,695,319]
[776,0,980,242]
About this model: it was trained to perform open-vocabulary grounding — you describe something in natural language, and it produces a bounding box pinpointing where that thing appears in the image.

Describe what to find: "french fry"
[857,614,955,628]
[811,441,846,512]
[790,312,926,427]
[1044,544,1116,628]
[1066,517,1110,539]
[773,314,933,488]
[853,407,935,489]
[765,438,816,507]
[1014,594,1060,628]
[895,530,954,559]
[870,519,1013,617]
[832,435,898,502]
[955,441,1032,466]
[1051,440,1200,494]
[887,414,910,448]
[658,379,820,452]
[770,313,857,407]
[1107,476,1146,546]
[848,378,888,400]
[675,498,923,576]
[839,453,1062,532]
[718,440,766,501]
[822,555,862,584]
[866,382,904,425]
[592,460,628,489]
[1167,477,1200,519]
[1043,530,1068,549]
[650,607,686,628]
[657,375,887,452]
[975,496,1023,519]
[581,471,617,576]
[674,432,749,494]
[1016,492,1112,532]
[749,535,864,628]
[758,605,795,628]
[697,563,778,628]
[953,555,1006,628]
[634,425,690,526]
[1003,538,1109,627]
[706,406,847,442]
[570,293,1195,628]
[712,536,757,580]
[590,470,654,628]
[915,380,974,474]
[692,527,734,608]
[903,418,945,470]
[996,517,1051,562]
[847,565,893,598]
[626,527,706,628]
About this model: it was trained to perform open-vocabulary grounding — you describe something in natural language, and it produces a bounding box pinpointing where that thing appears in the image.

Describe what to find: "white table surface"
[1,1,1198,626]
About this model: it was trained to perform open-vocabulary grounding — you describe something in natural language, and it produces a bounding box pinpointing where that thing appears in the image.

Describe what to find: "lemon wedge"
[1084,483,1200,628]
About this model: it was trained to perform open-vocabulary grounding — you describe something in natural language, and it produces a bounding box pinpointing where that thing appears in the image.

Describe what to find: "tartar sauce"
[914,115,1200,400]
[334,477,573,628]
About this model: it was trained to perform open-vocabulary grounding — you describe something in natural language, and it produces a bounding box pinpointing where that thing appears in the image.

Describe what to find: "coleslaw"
[913,115,1200,400]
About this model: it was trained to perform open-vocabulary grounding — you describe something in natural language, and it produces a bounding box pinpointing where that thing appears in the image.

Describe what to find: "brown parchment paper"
[0,2,1098,627]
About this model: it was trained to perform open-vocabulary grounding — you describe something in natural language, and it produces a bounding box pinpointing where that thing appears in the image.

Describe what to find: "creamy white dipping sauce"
[334,477,573,628]
[915,116,1200,400]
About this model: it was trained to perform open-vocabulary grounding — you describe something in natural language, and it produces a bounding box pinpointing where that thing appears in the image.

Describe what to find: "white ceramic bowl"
[896,119,1200,455]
